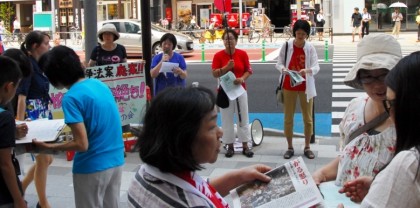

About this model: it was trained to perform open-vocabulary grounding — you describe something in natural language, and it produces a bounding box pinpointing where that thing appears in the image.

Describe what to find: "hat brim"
[98,29,120,41]
[343,53,401,89]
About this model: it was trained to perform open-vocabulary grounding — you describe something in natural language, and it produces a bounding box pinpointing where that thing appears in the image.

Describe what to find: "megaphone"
[250,119,264,146]
[229,119,264,150]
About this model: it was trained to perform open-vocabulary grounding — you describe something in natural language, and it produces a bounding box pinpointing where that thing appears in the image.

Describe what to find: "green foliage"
[0,2,15,31]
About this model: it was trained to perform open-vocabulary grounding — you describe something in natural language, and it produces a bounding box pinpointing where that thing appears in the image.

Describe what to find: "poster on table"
[49,61,147,126]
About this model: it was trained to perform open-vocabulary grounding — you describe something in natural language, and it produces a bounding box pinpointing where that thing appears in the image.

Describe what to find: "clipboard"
[16,119,67,144]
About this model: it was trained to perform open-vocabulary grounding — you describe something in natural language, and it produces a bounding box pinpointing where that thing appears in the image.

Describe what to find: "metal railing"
[176,26,333,44]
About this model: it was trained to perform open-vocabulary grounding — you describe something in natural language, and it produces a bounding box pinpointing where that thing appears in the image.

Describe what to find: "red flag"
[214,0,231,13]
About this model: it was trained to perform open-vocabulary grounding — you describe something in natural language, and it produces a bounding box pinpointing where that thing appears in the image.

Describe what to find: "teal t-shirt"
[62,79,124,174]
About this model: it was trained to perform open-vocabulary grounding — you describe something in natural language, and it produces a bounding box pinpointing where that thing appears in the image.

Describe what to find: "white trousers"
[220,92,251,144]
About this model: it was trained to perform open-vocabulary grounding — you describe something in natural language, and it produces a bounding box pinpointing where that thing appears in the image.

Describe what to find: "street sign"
[33,12,53,31]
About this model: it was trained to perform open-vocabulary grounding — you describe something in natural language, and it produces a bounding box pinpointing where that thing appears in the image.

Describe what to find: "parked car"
[97,19,194,57]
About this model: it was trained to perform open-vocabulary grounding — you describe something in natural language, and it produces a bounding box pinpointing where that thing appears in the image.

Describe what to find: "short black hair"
[0,56,22,87]
[2,48,32,77]
[137,86,216,172]
[354,7,359,11]
[222,29,238,41]
[160,33,177,50]
[39,45,85,88]
[20,31,50,56]
[293,19,311,38]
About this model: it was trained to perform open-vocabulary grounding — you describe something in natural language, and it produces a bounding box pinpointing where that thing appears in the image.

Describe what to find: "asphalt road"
[184,62,333,113]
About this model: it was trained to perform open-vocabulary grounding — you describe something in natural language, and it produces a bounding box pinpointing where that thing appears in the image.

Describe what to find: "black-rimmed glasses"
[382,99,395,115]
[359,74,387,84]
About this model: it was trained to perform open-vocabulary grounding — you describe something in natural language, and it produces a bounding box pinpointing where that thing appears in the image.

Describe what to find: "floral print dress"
[335,96,396,186]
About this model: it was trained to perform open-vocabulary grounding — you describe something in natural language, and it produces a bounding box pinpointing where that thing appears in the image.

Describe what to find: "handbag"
[276,41,288,104]
[216,85,229,108]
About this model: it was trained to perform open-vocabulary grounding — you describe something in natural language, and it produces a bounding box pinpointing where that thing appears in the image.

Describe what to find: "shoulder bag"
[216,84,229,108]
[276,41,288,104]
[345,112,389,145]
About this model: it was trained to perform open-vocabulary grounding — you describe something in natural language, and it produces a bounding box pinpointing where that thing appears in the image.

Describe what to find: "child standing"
[0,56,26,207]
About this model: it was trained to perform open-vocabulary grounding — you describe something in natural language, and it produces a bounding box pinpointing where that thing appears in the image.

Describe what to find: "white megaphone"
[230,119,264,150]
[250,119,264,146]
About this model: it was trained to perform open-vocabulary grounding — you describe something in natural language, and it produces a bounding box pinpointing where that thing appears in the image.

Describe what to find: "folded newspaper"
[229,157,323,208]
[284,70,305,87]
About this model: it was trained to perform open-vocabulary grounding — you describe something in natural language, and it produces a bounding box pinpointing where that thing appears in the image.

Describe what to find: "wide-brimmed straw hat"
[97,24,120,41]
[343,34,402,89]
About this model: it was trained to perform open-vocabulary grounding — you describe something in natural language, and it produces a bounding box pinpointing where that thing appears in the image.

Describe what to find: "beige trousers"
[283,89,313,138]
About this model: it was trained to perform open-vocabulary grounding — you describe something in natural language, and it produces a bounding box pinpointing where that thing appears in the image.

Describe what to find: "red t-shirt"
[212,49,253,90]
[284,45,306,91]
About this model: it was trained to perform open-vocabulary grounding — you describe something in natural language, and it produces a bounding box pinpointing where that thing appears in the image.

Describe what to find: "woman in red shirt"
[275,20,320,160]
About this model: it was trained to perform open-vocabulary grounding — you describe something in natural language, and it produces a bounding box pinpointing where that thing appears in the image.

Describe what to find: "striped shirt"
[128,164,228,208]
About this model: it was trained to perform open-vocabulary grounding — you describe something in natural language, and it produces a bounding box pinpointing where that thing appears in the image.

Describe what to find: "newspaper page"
[16,119,66,144]
[284,70,305,87]
[317,181,359,208]
[230,157,323,208]
[220,71,246,100]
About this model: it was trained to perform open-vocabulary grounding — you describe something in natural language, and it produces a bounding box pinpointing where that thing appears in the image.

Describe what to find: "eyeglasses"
[359,74,387,84]
[382,99,395,115]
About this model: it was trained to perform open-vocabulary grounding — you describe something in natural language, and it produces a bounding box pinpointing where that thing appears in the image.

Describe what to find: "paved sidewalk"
[21,132,339,208]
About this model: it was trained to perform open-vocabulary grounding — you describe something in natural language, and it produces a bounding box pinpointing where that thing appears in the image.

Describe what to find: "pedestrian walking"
[316,9,325,41]
[361,8,371,38]
[351,7,362,42]
[275,20,319,159]
[392,8,403,39]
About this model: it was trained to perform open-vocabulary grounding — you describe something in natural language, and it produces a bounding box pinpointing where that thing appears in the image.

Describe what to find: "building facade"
[5,0,420,34]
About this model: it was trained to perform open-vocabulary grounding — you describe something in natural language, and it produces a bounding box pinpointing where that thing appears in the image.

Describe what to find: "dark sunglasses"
[382,99,395,115]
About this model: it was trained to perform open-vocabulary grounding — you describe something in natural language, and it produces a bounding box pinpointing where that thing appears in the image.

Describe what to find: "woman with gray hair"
[312,34,401,186]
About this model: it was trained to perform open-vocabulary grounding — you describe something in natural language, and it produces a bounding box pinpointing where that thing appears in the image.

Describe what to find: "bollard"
[262,39,266,62]
[324,40,329,62]
[201,42,205,62]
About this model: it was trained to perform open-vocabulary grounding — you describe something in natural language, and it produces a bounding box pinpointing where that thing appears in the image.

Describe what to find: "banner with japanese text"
[49,61,147,126]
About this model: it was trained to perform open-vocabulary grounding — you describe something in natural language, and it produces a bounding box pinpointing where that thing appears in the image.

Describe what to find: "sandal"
[304,147,315,159]
[242,148,254,158]
[283,148,294,159]
[225,148,234,158]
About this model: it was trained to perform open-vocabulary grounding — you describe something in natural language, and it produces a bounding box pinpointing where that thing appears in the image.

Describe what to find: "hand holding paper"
[220,72,246,100]
[160,62,179,73]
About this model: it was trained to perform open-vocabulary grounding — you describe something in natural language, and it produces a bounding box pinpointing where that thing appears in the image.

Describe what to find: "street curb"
[263,128,333,140]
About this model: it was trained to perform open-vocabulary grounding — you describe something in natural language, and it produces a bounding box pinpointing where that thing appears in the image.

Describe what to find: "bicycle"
[272,25,292,42]
[2,30,23,46]
[247,27,260,43]
[185,24,203,40]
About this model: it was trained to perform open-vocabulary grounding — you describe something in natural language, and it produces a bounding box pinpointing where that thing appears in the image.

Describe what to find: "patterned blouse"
[336,96,396,186]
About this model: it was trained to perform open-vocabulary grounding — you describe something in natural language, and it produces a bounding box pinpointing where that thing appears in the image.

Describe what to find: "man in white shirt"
[392,8,403,39]
[13,17,21,41]
[13,17,20,34]
[361,8,371,38]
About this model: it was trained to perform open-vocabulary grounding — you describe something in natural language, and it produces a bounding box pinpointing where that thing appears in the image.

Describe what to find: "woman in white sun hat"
[88,23,127,66]
[312,34,401,188]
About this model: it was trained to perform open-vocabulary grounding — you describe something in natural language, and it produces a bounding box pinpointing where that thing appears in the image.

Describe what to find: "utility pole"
[140,0,153,96]
[118,0,122,18]
[83,0,97,65]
